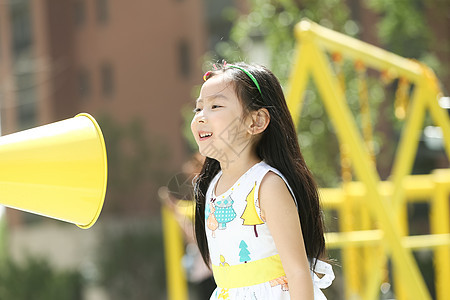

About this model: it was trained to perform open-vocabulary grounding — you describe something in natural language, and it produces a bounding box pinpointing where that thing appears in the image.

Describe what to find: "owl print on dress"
[214,195,237,229]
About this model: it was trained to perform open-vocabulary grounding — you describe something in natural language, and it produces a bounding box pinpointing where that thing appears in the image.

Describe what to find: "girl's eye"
[193,105,221,113]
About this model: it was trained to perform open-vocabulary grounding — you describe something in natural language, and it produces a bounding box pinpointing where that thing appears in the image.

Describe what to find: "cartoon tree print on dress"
[240,182,264,237]
[217,255,231,298]
[219,255,230,267]
[207,201,219,237]
[269,276,289,291]
[239,240,251,263]
[214,195,236,229]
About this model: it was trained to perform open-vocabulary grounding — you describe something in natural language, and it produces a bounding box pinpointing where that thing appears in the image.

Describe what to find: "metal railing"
[286,19,450,300]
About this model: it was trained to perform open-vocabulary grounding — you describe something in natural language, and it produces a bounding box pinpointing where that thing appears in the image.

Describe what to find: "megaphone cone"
[0,113,107,229]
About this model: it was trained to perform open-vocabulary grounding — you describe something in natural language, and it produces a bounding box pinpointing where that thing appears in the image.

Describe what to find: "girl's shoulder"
[257,163,298,229]
[252,161,297,205]
[253,161,282,179]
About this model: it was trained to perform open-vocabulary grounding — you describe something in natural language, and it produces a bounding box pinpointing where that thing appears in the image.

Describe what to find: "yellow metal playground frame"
[161,19,450,300]
[286,19,450,300]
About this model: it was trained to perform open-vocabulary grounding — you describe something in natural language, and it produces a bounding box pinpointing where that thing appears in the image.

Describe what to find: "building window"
[101,63,114,98]
[74,0,86,27]
[178,40,191,78]
[11,1,32,57]
[0,23,3,64]
[78,68,91,99]
[11,1,36,130]
[0,38,3,70]
[96,0,109,24]
[16,72,37,130]
[17,99,36,130]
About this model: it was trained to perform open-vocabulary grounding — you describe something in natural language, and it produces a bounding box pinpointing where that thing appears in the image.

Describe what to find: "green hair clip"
[226,64,262,95]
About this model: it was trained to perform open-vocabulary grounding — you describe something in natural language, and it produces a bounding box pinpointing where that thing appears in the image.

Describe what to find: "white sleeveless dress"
[205,161,334,299]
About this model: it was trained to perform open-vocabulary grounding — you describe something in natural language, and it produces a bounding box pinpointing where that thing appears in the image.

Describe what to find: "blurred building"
[0,0,206,226]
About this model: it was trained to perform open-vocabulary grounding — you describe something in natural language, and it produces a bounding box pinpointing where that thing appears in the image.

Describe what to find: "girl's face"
[191,74,253,164]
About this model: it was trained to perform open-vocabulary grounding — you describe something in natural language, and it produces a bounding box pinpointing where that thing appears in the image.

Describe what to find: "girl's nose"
[196,113,207,123]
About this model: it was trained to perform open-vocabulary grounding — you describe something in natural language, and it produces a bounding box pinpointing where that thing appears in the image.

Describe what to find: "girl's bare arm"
[260,172,314,300]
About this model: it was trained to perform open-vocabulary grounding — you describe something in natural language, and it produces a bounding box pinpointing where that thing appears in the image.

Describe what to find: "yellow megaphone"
[0,113,107,229]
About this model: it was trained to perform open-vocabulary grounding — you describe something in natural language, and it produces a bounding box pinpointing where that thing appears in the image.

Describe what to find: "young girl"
[191,62,334,299]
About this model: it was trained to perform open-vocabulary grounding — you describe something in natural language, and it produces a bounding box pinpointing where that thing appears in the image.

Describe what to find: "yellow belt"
[212,254,286,288]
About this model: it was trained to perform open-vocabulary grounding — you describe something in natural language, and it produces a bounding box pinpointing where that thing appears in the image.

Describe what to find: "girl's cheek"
[190,118,198,139]
[190,119,195,135]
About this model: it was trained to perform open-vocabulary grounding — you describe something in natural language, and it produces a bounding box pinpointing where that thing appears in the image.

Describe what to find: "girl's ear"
[248,108,270,135]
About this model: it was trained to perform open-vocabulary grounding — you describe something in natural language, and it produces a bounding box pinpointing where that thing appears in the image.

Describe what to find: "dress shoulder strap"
[252,161,298,207]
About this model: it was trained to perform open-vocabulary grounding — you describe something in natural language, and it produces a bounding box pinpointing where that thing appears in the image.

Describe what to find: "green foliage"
[202,0,442,186]
[296,69,386,187]
[367,0,432,59]
[0,256,82,300]
[366,0,445,84]
[96,223,166,300]
[213,0,356,187]
[212,0,352,82]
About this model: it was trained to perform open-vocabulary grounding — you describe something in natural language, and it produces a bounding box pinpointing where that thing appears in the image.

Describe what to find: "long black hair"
[193,62,325,269]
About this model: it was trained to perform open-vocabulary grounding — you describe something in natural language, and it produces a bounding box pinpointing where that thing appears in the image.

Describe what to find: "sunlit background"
[0,0,449,299]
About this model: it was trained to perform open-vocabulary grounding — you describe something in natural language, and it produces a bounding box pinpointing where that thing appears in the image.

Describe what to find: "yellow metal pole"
[424,86,450,159]
[325,231,450,249]
[360,206,374,281]
[431,171,450,300]
[393,202,409,300]
[356,63,378,291]
[390,85,429,210]
[388,84,436,299]
[301,35,431,299]
[161,205,189,300]
[362,248,388,300]
[325,230,383,248]
[402,233,450,249]
[340,184,361,298]
[319,188,344,209]
[428,97,450,159]
[378,81,428,300]
[320,173,450,300]
[294,19,424,83]
[286,41,313,126]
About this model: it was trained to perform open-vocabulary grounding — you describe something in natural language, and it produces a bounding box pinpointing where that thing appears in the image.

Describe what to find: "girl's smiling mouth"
[199,131,213,141]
